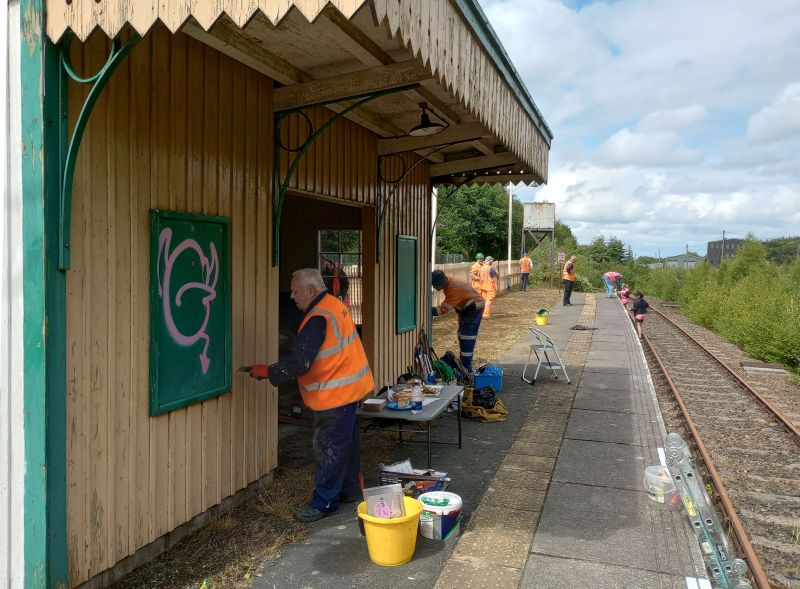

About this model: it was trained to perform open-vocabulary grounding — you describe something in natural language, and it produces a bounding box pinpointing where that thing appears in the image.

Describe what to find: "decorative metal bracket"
[376,143,453,263]
[58,33,141,270]
[272,85,418,267]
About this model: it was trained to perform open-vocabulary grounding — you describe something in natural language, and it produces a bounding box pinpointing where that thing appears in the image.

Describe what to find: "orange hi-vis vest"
[562,260,576,282]
[435,278,485,316]
[520,256,532,273]
[480,264,497,292]
[469,261,483,290]
[297,294,374,411]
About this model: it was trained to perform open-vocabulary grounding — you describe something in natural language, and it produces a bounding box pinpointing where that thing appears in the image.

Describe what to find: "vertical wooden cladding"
[374,154,430,386]
[65,28,274,587]
[279,106,377,205]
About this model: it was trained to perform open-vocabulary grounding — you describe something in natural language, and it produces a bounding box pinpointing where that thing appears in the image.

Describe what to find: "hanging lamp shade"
[408,103,445,137]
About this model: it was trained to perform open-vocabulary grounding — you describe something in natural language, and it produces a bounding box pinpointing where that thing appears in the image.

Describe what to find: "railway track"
[641,307,800,589]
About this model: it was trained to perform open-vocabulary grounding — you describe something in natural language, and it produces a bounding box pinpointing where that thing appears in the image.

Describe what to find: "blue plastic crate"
[474,366,503,392]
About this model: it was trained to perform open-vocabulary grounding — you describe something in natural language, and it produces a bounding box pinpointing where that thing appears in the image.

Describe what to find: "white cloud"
[594,129,703,167]
[638,105,708,133]
[746,83,800,143]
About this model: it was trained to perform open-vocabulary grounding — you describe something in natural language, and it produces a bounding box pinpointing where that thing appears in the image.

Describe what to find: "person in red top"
[249,268,374,521]
[431,270,485,371]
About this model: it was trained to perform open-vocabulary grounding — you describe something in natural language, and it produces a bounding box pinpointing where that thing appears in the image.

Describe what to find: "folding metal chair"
[521,328,571,385]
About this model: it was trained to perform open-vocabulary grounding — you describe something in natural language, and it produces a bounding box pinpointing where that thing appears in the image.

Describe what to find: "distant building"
[707,239,745,266]
[663,253,705,269]
[647,262,664,270]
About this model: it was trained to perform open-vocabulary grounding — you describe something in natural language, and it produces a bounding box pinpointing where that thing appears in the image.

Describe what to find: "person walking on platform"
[631,291,649,340]
[470,253,485,292]
[519,252,532,292]
[480,256,499,319]
[249,268,374,522]
[431,270,485,372]
[603,270,623,298]
[562,255,577,306]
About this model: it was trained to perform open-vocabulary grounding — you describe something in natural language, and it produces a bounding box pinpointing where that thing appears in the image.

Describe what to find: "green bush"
[674,240,800,373]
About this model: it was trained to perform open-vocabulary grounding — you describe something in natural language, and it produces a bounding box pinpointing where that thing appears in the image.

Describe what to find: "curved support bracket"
[272,85,417,267]
[58,33,141,270]
[376,143,452,263]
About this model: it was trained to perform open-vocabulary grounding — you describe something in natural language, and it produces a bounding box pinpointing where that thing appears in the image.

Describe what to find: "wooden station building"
[5,0,552,586]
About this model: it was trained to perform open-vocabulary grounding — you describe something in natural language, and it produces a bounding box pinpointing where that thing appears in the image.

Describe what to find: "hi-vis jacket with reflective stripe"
[434,277,485,316]
[469,261,483,291]
[297,294,374,411]
[519,256,532,273]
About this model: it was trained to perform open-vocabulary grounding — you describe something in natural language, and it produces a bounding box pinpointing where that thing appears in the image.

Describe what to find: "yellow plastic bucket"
[535,314,549,326]
[357,496,422,566]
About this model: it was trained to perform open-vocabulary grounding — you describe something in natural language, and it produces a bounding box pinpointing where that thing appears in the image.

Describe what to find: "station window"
[318,229,363,325]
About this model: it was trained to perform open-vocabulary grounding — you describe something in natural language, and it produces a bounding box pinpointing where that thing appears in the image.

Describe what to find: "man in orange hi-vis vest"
[250,268,374,522]
[519,252,532,292]
[469,253,485,291]
[480,256,499,319]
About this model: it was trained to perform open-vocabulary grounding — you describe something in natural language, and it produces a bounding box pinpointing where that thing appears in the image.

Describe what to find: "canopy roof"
[46,0,552,185]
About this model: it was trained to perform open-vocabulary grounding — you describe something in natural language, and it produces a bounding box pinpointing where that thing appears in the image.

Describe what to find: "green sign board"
[149,210,232,415]
[396,234,418,334]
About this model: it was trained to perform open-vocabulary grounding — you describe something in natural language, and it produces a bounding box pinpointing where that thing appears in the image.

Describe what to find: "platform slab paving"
[434,294,595,589]
[522,296,708,589]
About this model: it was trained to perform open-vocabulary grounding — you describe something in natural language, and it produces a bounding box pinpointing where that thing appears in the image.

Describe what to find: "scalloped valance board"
[45,0,551,184]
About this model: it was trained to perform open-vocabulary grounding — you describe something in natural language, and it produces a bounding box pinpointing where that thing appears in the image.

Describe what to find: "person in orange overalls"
[249,268,374,522]
[480,256,499,319]
[469,253,485,292]
[519,252,532,292]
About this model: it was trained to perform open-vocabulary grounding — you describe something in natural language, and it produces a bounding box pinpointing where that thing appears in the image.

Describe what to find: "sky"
[480,0,800,258]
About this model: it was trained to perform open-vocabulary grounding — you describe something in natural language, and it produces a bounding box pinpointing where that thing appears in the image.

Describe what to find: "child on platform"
[631,291,649,340]
[619,283,631,308]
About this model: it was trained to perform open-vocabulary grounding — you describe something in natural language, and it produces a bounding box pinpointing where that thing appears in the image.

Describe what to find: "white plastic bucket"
[644,465,680,509]
[418,491,462,540]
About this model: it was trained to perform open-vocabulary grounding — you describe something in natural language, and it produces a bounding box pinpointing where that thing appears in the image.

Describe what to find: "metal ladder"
[665,433,752,589]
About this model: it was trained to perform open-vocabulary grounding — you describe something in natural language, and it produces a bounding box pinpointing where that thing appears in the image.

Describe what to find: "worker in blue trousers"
[250,268,374,522]
[431,270,485,372]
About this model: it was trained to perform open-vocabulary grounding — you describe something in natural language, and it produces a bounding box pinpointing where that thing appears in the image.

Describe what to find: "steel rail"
[651,307,800,440]
[640,328,773,589]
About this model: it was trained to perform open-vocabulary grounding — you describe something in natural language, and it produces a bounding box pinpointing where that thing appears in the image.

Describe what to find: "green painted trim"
[452,0,553,145]
[19,0,51,586]
[396,234,418,334]
[44,36,69,588]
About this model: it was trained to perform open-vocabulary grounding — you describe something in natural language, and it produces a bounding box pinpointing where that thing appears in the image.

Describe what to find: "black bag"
[471,385,497,409]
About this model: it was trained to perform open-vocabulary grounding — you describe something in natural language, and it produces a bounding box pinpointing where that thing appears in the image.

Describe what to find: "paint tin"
[418,491,462,540]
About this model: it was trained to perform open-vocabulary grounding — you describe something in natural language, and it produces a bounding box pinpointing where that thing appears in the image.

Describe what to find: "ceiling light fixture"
[408,102,445,137]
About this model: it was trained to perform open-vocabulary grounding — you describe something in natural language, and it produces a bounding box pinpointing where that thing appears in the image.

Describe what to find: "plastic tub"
[474,365,503,392]
[644,465,680,509]
[418,491,462,540]
[357,496,422,566]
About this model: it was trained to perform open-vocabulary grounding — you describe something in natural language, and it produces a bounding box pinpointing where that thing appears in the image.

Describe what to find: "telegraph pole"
[722,230,726,263]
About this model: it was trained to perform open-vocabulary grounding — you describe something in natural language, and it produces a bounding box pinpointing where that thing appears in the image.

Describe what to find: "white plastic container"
[418,491,462,540]
[644,465,680,509]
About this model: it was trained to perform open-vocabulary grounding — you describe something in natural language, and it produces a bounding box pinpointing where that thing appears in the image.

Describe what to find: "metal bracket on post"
[272,85,418,267]
[376,144,454,263]
[58,33,141,270]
